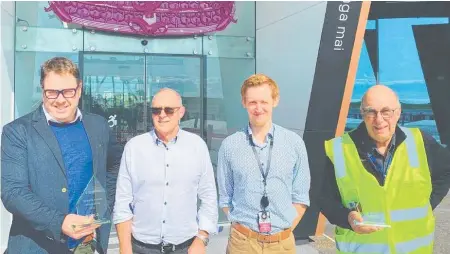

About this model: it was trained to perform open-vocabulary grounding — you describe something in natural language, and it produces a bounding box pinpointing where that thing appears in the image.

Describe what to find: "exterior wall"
[256,1,327,136]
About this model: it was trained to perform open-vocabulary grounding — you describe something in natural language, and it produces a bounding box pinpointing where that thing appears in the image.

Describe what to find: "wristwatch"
[196,233,209,246]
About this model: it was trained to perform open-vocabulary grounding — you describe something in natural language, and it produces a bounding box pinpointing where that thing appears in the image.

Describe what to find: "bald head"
[360,84,401,146]
[361,84,400,110]
[152,88,183,107]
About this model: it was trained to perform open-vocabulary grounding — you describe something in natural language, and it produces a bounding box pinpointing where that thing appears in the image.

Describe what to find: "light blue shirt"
[217,123,311,233]
[113,129,218,244]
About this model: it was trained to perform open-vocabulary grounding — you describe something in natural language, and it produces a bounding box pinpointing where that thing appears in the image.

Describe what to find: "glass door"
[80,53,203,146]
[146,55,203,139]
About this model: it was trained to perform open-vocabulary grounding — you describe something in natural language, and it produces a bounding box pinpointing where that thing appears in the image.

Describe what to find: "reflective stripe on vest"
[357,204,428,224]
[360,211,386,224]
[399,127,419,168]
[333,136,346,178]
[337,233,434,253]
[391,204,428,222]
[395,232,434,253]
[337,242,390,253]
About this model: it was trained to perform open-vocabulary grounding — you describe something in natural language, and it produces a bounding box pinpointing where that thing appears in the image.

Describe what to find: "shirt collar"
[42,105,82,125]
[247,123,274,144]
[150,128,180,146]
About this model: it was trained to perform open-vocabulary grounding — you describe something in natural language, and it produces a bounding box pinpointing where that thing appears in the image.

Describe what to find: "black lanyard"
[250,137,274,196]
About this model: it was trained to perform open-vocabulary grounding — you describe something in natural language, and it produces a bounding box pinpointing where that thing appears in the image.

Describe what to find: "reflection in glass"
[14,52,79,118]
[347,17,449,145]
[82,54,146,145]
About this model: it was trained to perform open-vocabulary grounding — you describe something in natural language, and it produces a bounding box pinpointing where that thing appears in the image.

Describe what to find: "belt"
[132,236,195,253]
[232,223,292,243]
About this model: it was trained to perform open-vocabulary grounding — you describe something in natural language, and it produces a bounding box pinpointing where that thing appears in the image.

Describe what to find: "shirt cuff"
[198,215,218,235]
[113,213,133,225]
[218,199,231,209]
[292,194,310,207]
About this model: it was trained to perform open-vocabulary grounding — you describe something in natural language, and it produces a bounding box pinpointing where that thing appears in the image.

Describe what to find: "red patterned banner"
[45,1,237,36]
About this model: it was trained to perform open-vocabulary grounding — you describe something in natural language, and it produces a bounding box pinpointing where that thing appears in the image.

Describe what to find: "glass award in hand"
[72,176,111,230]
[350,201,391,228]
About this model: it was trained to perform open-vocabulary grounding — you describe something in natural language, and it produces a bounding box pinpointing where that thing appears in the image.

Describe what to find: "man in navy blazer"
[1,57,121,254]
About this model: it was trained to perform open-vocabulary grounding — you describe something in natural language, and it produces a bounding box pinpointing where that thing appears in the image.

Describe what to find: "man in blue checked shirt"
[217,74,311,254]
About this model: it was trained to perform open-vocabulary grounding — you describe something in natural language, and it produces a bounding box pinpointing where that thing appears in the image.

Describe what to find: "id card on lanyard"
[250,134,274,233]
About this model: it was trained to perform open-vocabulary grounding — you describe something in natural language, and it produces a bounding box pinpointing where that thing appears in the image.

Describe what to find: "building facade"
[2,1,450,252]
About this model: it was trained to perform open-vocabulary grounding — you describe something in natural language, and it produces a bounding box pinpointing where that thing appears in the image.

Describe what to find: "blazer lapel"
[32,107,67,178]
[82,113,100,176]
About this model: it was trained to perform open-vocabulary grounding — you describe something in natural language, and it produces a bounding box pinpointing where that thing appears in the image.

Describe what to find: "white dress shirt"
[113,129,218,244]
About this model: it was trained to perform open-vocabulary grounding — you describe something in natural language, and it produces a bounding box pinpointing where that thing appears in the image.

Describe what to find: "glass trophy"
[72,176,111,230]
[350,201,391,228]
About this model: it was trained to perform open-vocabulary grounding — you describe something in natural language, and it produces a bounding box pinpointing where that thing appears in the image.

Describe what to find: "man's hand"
[348,211,381,234]
[291,203,307,229]
[188,237,206,254]
[62,214,100,240]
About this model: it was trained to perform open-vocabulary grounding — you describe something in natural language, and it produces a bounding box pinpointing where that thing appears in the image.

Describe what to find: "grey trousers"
[132,239,189,254]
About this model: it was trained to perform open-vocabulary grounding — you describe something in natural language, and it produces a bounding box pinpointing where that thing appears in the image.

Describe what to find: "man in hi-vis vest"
[319,85,450,253]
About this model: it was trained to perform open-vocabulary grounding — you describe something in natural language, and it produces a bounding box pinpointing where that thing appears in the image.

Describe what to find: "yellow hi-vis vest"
[324,127,435,254]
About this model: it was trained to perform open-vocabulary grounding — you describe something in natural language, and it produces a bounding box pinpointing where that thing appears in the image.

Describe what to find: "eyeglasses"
[361,108,397,120]
[43,85,79,99]
[151,107,180,116]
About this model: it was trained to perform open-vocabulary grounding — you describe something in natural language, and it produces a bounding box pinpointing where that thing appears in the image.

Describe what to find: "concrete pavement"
[107,195,450,253]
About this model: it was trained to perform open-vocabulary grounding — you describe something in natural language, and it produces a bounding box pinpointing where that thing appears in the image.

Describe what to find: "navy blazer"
[1,106,122,254]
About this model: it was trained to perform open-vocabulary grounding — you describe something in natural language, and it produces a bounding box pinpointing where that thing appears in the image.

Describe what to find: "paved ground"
[107,226,320,253]
[107,195,450,253]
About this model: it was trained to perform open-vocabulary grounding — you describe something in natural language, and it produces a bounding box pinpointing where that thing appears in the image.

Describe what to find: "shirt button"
[164,202,167,205]
[163,220,166,223]
[166,182,169,186]
[61,188,67,193]
[166,164,169,167]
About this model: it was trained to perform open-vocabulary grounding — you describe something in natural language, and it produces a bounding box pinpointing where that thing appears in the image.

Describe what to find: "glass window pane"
[148,56,202,136]
[205,57,255,222]
[14,52,78,118]
[16,2,68,29]
[379,18,448,143]
[82,54,146,145]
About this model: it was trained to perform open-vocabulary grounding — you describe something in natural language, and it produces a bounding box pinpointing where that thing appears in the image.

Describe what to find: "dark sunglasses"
[151,107,180,116]
[43,85,80,99]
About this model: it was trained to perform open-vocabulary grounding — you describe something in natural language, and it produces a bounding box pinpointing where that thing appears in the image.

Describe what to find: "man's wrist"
[195,233,209,246]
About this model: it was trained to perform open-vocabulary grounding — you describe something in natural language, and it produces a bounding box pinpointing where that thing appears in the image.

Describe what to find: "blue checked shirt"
[217,123,311,233]
[366,133,396,184]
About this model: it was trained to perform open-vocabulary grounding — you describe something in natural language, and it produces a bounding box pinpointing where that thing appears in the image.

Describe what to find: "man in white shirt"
[113,88,218,254]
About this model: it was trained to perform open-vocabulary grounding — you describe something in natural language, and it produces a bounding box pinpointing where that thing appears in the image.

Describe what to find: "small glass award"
[72,176,111,230]
[350,201,391,228]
